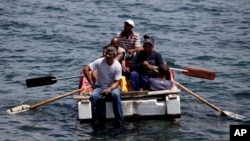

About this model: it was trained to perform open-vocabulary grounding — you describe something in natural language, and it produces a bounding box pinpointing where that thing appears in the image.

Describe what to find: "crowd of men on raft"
[82,19,173,127]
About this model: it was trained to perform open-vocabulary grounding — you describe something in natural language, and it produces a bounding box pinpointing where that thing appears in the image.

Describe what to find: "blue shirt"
[130,50,163,77]
[144,78,173,91]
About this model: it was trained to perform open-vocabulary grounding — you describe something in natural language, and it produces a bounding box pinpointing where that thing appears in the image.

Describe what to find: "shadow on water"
[73,119,182,141]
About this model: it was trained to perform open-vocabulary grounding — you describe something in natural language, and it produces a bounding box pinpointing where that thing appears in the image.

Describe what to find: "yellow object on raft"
[120,76,132,92]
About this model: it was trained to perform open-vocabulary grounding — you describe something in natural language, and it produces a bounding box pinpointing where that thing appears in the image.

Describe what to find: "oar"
[26,75,83,88]
[26,66,215,88]
[173,80,245,120]
[170,67,215,80]
[6,88,85,114]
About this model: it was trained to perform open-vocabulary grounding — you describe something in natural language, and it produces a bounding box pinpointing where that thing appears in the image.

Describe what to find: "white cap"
[124,19,134,28]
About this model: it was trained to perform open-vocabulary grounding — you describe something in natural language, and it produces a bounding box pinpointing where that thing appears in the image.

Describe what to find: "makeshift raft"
[73,71,182,121]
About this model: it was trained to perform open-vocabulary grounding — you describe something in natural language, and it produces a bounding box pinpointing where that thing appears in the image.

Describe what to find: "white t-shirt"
[88,57,122,87]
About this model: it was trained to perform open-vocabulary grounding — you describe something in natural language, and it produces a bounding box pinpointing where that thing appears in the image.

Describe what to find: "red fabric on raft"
[79,71,93,94]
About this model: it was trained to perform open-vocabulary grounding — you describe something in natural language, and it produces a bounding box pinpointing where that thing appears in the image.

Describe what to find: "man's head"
[111,37,120,49]
[105,46,118,60]
[158,64,171,80]
[102,46,108,56]
[124,19,134,32]
[143,35,154,54]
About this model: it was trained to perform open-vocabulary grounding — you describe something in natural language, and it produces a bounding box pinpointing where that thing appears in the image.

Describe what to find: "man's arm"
[156,52,164,65]
[103,80,121,95]
[103,63,122,95]
[128,33,141,54]
[115,52,125,62]
[110,80,121,90]
[134,33,141,48]
[82,65,95,88]
[143,52,163,72]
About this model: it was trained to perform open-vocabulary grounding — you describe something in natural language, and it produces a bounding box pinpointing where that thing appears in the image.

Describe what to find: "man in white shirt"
[82,46,124,127]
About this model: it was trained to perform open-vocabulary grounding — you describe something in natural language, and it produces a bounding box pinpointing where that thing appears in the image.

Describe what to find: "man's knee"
[90,88,103,100]
[130,71,139,78]
[111,88,121,98]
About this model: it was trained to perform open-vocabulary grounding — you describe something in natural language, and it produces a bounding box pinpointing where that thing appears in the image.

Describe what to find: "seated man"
[110,37,126,64]
[144,64,173,91]
[115,19,141,57]
[82,46,124,127]
[115,19,142,73]
[130,35,164,91]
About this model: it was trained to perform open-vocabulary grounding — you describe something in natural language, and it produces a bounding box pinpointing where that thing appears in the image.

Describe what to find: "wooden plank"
[73,88,181,101]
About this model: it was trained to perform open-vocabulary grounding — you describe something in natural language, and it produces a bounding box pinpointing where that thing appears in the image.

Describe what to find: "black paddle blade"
[26,76,57,88]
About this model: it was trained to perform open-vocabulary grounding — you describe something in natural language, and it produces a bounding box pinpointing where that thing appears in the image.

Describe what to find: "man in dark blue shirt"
[130,35,164,90]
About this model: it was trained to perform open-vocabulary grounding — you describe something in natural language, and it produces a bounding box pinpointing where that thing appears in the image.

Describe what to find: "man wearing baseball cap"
[129,35,164,91]
[115,19,141,72]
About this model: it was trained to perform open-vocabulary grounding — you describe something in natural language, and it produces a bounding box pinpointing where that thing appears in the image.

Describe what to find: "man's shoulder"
[148,78,164,86]
[132,31,140,37]
[94,57,105,63]
[138,50,161,57]
[148,77,158,82]
[112,60,122,71]
[116,31,140,38]
[114,60,122,67]
[118,47,125,53]
[152,50,160,54]
[152,50,162,56]
[97,57,105,61]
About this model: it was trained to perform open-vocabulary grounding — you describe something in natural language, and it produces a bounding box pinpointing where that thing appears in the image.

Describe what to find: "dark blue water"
[1,0,249,140]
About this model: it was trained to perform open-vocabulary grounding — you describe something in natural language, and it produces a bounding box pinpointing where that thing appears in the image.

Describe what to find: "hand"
[102,88,111,95]
[122,65,130,73]
[148,65,158,72]
[125,67,130,72]
[143,61,150,68]
[151,66,159,72]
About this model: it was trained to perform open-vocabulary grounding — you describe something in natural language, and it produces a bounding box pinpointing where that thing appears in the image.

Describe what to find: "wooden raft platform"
[73,88,181,101]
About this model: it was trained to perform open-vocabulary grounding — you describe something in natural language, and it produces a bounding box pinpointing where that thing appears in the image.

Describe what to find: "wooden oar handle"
[170,68,188,72]
[53,75,83,81]
[173,80,222,113]
[30,88,85,109]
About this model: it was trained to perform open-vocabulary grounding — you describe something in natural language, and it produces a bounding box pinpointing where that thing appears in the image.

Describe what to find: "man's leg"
[140,75,149,89]
[110,87,124,126]
[89,87,105,124]
[130,71,140,91]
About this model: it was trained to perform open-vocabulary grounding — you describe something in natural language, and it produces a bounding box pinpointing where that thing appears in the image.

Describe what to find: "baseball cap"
[124,19,134,28]
[143,35,154,46]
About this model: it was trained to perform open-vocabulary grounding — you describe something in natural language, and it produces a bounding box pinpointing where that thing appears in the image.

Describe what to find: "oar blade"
[222,110,245,120]
[183,67,215,80]
[26,76,57,88]
[6,105,30,114]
